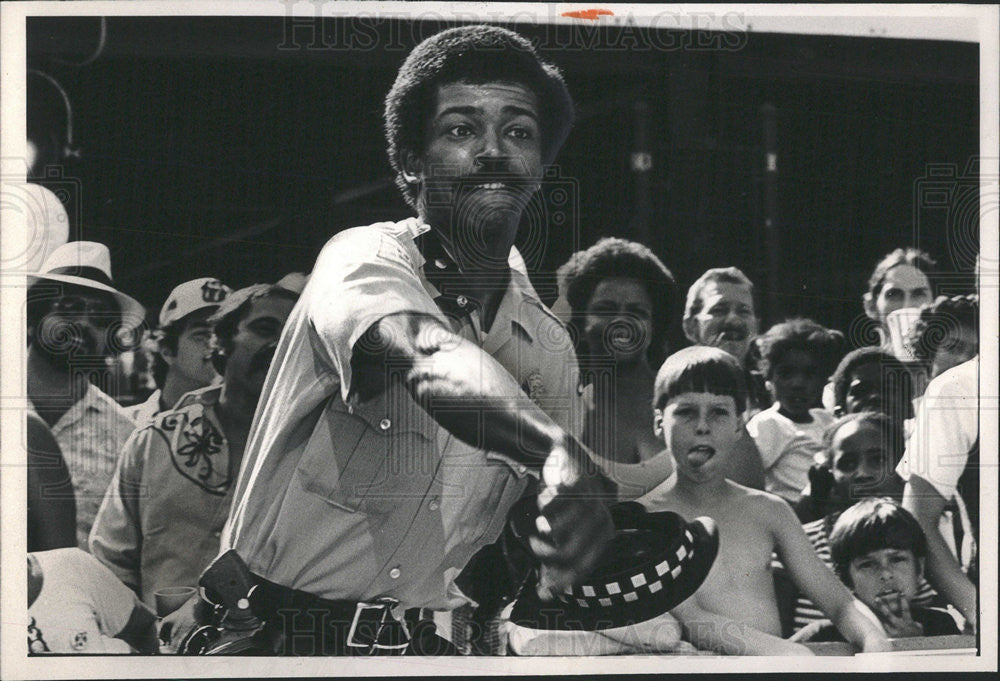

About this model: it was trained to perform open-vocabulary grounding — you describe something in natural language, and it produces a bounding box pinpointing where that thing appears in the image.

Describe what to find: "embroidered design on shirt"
[28,617,50,653]
[159,411,230,495]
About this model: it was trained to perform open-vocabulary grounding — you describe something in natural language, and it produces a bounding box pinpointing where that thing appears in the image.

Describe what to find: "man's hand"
[529,440,615,600]
[873,592,924,639]
[158,594,205,653]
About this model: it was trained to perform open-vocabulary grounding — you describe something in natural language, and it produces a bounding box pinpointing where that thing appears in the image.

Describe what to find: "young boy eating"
[747,319,843,503]
[639,347,889,652]
[793,498,960,641]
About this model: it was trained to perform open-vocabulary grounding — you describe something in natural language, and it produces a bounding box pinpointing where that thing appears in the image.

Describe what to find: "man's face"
[34,287,118,363]
[222,295,295,399]
[655,391,741,484]
[769,349,826,419]
[830,420,901,502]
[686,281,757,363]
[410,81,543,264]
[583,277,654,364]
[164,311,218,387]
[847,548,922,614]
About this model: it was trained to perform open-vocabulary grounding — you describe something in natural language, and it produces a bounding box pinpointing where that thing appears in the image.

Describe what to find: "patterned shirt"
[33,383,136,548]
[90,386,236,606]
[221,218,583,611]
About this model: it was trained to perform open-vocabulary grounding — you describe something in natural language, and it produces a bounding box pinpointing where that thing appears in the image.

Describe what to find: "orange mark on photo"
[561,9,614,21]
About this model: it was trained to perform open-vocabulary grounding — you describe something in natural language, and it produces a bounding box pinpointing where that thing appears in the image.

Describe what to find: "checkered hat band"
[564,527,697,607]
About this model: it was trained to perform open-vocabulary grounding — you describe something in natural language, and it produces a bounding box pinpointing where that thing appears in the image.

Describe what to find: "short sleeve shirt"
[222,219,583,610]
[747,404,834,503]
[90,386,237,605]
[33,384,136,548]
[28,548,139,654]
[123,390,162,426]
[896,357,979,501]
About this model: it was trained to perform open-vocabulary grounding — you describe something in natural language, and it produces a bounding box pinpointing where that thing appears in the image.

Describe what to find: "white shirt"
[896,357,978,500]
[746,404,834,503]
[28,548,139,654]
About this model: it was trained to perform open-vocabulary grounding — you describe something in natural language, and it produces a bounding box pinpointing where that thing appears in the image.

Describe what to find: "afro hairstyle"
[557,237,677,367]
[384,24,574,208]
[756,317,845,381]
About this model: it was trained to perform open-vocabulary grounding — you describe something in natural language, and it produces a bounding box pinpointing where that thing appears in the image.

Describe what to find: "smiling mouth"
[717,330,747,341]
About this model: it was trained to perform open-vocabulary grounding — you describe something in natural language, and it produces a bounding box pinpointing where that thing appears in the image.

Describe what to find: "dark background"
[26,16,980,347]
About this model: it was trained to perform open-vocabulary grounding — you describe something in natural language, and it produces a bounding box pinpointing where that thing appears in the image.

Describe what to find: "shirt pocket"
[297,387,436,514]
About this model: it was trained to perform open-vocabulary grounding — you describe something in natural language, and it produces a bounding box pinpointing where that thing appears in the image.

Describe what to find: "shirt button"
[456,295,468,308]
[379,418,391,430]
[517,465,527,475]
[389,567,401,579]
[213,530,221,538]
[428,498,440,511]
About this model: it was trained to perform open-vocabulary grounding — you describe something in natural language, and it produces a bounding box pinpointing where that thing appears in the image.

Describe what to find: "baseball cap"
[159,278,231,328]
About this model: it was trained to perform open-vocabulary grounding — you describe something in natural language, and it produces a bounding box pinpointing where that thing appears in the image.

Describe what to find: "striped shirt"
[772,511,939,632]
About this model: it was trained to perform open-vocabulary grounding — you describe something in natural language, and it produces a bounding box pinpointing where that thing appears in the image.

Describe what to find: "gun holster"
[178,550,268,655]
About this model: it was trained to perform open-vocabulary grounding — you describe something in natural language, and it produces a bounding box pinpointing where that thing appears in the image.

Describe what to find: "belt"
[246,575,416,655]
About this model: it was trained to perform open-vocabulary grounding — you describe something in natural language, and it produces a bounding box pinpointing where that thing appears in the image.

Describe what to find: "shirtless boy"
[639,347,889,653]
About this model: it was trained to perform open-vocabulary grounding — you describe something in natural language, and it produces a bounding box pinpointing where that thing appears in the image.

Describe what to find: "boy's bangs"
[830,499,927,581]
[655,349,747,413]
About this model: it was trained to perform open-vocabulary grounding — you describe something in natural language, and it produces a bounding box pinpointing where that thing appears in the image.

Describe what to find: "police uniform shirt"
[221,218,583,611]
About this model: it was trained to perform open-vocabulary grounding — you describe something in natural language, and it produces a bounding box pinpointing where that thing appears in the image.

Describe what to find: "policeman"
[164,25,614,656]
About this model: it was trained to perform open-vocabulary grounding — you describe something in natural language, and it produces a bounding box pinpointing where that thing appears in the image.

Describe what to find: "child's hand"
[872,592,924,639]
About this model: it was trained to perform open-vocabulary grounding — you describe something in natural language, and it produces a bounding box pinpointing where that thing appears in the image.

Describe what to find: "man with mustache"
[682,267,767,489]
[27,241,146,547]
[164,26,614,656]
[89,283,297,607]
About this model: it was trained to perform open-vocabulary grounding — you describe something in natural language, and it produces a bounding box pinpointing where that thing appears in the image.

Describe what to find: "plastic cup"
[885,307,922,362]
[154,586,198,618]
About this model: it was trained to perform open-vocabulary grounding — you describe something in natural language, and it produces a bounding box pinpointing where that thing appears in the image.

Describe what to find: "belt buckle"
[345,598,408,654]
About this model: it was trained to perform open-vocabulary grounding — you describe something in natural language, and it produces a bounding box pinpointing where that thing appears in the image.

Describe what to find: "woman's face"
[871,264,932,326]
[583,277,654,364]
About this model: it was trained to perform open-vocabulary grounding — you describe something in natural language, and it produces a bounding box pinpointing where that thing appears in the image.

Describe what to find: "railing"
[805,635,977,656]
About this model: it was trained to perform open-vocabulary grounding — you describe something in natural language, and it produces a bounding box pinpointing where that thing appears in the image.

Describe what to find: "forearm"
[903,477,977,629]
[830,599,887,650]
[408,339,558,464]
[90,487,143,594]
[671,600,812,656]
